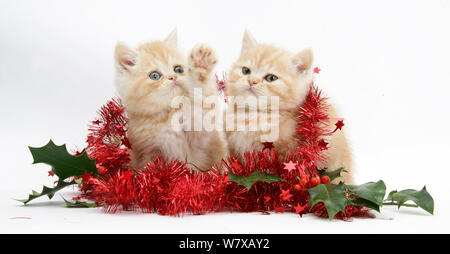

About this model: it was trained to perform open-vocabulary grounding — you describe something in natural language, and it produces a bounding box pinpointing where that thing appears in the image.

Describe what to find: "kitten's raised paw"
[189,44,217,81]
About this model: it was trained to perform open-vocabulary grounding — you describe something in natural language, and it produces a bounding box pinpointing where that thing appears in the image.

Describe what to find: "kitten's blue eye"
[149,71,161,80]
[264,74,278,82]
[242,67,251,75]
[174,65,184,74]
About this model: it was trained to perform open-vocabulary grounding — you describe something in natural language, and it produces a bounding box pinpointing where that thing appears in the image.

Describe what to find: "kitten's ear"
[115,42,137,71]
[291,48,313,73]
[241,29,257,54]
[164,28,178,47]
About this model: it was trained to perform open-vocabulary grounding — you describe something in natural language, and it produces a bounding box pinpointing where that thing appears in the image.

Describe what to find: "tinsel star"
[294,203,308,214]
[283,161,297,172]
[261,142,274,151]
[313,67,321,74]
[327,119,345,135]
[280,189,293,201]
[335,119,344,130]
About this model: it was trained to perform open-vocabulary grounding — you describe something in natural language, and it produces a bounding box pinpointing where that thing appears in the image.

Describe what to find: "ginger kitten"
[114,29,228,170]
[225,31,353,183]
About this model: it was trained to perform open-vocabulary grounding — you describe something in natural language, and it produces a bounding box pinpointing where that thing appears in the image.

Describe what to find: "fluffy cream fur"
[114,29,228,170]
[225,30,354,183]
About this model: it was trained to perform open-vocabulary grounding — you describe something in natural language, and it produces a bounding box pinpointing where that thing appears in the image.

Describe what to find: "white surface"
[1,189,448,234]
[1,0,450,233]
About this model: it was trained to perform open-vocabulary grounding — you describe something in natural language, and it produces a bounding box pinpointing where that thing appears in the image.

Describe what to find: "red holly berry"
[320,175,331,184]
[300,174,308,181]
[311,176,320,186]
[97,165,107,175]
[300,178,308,186]
[88,177,99,185]
[294,184,301,191]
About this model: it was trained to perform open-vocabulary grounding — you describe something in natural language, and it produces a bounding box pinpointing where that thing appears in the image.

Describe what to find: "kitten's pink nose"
[168,75,177,81]
[248,79,259,86]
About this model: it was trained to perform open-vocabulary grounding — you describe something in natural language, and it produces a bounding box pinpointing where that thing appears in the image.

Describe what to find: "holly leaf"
[308,182,352,220]
[16,179,77,204]
[319,167,348,182]
[227,170,284,191]
[386,186,434,215]
[62,197,97,208]
[29,140,97,180]
[352,197,381,212]
[347,180,386,212]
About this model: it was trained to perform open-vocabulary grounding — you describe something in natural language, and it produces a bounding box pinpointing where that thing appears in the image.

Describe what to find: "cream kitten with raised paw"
[185,43,229,170]
[114,29,227,170]
[225,30,354,184]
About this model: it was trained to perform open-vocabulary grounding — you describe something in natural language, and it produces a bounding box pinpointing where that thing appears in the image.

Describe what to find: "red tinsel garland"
[86,98,131,174]
[78,83,372,220]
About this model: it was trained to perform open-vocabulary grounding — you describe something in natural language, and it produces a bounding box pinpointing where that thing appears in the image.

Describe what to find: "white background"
[1,0,449,233]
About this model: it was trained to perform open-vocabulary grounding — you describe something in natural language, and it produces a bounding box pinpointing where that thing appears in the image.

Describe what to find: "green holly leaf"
[347,180,386,212]
[319,167,348,182]
[16,179,77,204]
[227,170,284,191]
[62,197,97,208]
[29,140,97,180]
[352,197,381,212]
[308,182,352,220]
[386,186,434,215]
